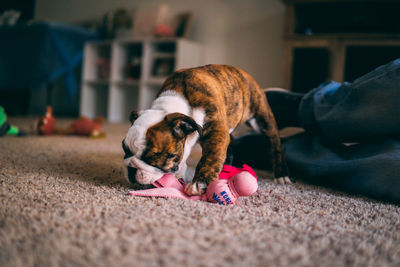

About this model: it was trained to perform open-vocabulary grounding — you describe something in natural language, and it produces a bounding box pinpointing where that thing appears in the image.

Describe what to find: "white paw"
[274,176,292,185]
[184,181,207,196]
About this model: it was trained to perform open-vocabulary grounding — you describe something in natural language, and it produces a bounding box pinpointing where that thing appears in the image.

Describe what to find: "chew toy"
[129,165,258,205]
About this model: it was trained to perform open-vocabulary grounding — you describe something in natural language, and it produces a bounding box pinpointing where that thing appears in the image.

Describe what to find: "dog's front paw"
[274,176,292,185]
[184,181,207,196]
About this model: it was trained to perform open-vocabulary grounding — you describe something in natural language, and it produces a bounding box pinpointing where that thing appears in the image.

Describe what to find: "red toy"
[37,106,55,136]
[59,116,106,138]
[37,106,106,138]
[129,165,258,205]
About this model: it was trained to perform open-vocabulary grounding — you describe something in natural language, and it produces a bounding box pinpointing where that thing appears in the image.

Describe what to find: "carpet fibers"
[1,118,399,267]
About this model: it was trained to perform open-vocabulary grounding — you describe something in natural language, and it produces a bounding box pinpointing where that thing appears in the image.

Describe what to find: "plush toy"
[0,106,26,137]
[37,106,106,138]
[129,165,258,205]
[55,116,106,138]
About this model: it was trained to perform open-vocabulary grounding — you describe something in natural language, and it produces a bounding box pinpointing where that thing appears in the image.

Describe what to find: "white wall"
[35,0,286,87]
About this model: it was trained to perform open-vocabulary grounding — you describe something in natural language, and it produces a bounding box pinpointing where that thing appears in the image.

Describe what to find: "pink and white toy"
[128,165,258,205]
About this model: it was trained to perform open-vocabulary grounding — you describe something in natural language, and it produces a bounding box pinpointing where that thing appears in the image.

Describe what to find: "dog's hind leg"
[253,96,292,185]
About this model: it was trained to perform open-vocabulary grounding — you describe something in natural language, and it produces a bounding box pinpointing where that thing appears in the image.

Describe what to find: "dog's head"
[123,110,202,186]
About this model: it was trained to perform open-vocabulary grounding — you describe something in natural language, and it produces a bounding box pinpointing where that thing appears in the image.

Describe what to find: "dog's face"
[140,117,185,173]
[123,111,202,186]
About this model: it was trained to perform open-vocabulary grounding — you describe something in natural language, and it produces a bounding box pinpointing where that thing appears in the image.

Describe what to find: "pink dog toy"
[129,165,258,205]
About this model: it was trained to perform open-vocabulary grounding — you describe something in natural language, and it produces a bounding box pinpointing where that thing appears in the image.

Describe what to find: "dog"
[122,64,291,195]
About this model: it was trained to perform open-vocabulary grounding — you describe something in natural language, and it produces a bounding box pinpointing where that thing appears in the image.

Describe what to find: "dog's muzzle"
[124,156,164,186]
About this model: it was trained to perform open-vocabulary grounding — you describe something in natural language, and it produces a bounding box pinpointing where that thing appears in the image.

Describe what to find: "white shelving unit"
[80,38,203,122]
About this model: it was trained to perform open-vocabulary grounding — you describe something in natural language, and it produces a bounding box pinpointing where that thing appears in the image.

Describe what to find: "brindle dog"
[123,64,291,195]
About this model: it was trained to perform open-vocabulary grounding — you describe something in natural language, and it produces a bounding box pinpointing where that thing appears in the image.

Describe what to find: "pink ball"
[230,172,258,196]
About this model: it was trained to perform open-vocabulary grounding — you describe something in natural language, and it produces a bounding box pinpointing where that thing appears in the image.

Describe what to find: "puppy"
[122,64,291,195]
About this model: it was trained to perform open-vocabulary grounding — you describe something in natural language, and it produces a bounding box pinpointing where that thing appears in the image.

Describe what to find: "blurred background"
[1,0,399,121]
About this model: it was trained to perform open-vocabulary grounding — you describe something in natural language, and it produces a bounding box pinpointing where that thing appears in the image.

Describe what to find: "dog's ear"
[165,113,203,139]
[129,111,139,125]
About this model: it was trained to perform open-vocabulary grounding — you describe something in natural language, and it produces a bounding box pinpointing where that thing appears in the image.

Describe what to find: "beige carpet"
[1,118,399,267]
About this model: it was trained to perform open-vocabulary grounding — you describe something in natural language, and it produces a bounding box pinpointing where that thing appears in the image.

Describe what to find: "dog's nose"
[127,166,138,184]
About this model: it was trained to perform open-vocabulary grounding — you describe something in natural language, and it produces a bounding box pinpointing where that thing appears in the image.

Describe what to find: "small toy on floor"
[54,116,106,138]
[37,106,56,135]
[0,106,27,137]
[37,106,106,138]
[129,165,258,205]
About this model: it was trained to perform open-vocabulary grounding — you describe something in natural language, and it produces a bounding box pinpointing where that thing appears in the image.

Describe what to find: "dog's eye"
[167,153,176,159]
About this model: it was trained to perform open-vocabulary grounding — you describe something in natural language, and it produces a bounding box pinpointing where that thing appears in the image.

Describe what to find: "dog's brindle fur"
[135,64,289,194]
